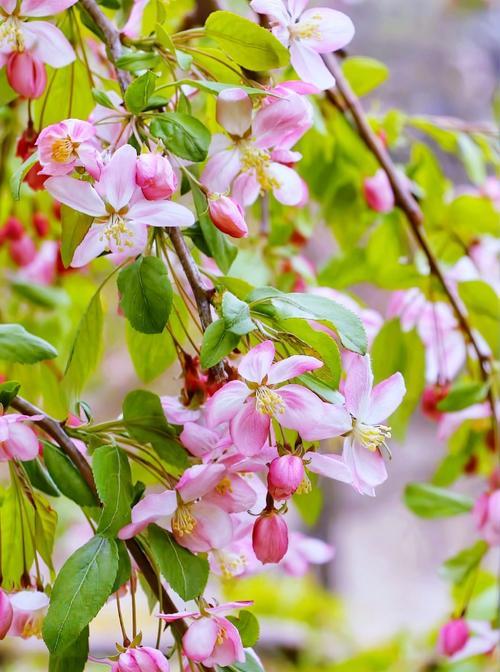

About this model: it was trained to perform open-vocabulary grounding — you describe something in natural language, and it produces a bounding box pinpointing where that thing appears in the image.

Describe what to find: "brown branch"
[323,54,498,448]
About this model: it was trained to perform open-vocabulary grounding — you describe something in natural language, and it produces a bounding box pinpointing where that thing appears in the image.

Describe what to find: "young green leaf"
[43,535,118,653]
[342,57,389,97]
[22,458,60,497]
[150,112,211,162]
[60,205,92,268]
[124,71,156,113]
[126,323,177,383]
[93,445,133,537]
[0,380,21,408]
[439,541,488,585]
[116,50,160,72]
[149,525,209,601]
[118,256,173,334]
[404,483,474,518]
[43,442,97,507]
[200,319,239,369]
[111,540,132,593]
[227,610,260,647]
[0,324,57,364]
[10,152,39,200]
[437,381,489,412]
[222,292,255,335]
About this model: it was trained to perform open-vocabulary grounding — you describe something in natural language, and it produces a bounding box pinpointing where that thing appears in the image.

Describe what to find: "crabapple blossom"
[6,50,46,98]
[112,646,170,672]
[0,413,43,461]
[439,619,499,661]
[267,454,305,500]
[473,490,500,546]
[0,590,13,639]
[281,532,334,576]
[8,590,50,638]
[208,194,248,238]
[135,153,178,200]
[158,602,251,667]
[438,619,470,656]
[251,0,354,89]
[252,508,289,563]
[36,119,100,177]
[363,169,395,213]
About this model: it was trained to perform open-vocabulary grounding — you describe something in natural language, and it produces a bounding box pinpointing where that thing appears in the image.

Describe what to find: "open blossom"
[205,339,340,455]
[112,646,169,672]
[202,87,311,207]
[0,0,77,97]
[473,490,500,546]
[44,144,194,267]
[0,413,42,461]
[158,601,251,667]
[281,532,334,576]
[251,0,354,90]
[36,119,100,177]
[8,591,50,638]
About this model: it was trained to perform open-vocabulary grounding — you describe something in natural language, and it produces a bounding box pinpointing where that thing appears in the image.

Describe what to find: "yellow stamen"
[172,503,196,537]
[216,626,228,645]
[353,420,392,452]
[51,137,78,163]
[215,476,233,495]
[255,386,285,417]
[289,16,322,41]
[0,17,25,53]
[239,144,280,192]
[296,473,311,495]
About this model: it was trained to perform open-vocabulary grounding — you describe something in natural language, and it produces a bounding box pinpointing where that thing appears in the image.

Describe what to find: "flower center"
[215,476,233,495]
[0,17,24,52]
[255,386,285,417]
[172,503,196,537]
[240,144,280,192]
[96,210,134,251]
[51,137,78,163]
[216,626,228,646]
[215,551,247,579]
[353,420,391,452]
[289,16,322,41]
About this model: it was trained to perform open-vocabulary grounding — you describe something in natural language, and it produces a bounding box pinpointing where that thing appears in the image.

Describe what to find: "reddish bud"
[9,235,37,267]
[136,154,178,200]
[267,455,305,500]
[252,510,289,564]
[421,384,450,421]
[438,619,469,656]
[7,52,47,99]
[363,169,395,213]
[208,195,248,238]
[25,162,47,191]
[32,212,49,238]
[3,216,24,241]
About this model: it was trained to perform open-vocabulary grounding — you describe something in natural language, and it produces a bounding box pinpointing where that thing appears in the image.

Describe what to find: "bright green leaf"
[93,445,133,537]
[126,323,176,383]
[404,483,474,518]
[150,112,211,161]
[60,205,92,269]
[200,319,239,369]
[439,541,488,584]
[342,57,389,97]
[0,324,57,364]
[124,71,156,113]
[227,610,260,648]
[222,292,255,335]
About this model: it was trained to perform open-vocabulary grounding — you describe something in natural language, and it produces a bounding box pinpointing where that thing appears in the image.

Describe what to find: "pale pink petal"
[71,225,107,268]
[178,501,233,552]
[182,617,218,662]
[343,354,373,419]
[297,8,355,53]
[268,162,304,205]
[365,372,406,425]
[108,221,148,259]
[289,42,335,90]
[20,0,78,16]
[279,385,350,440]
[307,452,352,484]
[267,354,322,384]
[216,88,252,137]
[201,148,241,193]
[158,610,199,622]
[230,399,270,456]
[204,473,257,513]
[205,601,253,616]
[44,176,105,217]
[238,340,275,383]
[180,423,221,458]
[5,423,39,461]
[343,437,387,493]
[22,22,75,68]
[205,380,251,427]
[128,198,194,228]
[176,463,226,502]
[161,396,201,424]
[118,490,177,539]
[250,0,289,24]
[0,0,17,13]
[231,170,261,207]
[252,94,312,150]
[205,616,244,666]
[98,144,137,210]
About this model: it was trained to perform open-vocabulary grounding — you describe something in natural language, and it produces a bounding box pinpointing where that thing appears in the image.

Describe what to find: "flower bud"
[136,154,177,200]
[363,169,395,213]
[3,216,24,241]
[438,618,469,656]
[7,52,47,99]
[0,590,13,640]
[267,455,305,500]
[421,384,450,421]
[216,88,253,137]
[113,646,170,672]
[9,234,37,267]
[208,195,248,238]
[252,510,289,564]
[32,212,50,238]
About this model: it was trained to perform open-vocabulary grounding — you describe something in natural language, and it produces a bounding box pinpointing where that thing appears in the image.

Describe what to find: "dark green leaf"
[149,525,209,600]
[222,292,255,335]
[43,535,118,653]
[93,445,133,537]
[48,625,89,672]
[111,539,132,593]
[150,112,211,161]
[0,380,21,408]
[200,319,239,369]
[124,71,156,113]
[227,610,260,648]
[404,483,474,518]
[0,324,57,364]
[43,442,97,507]
[23,459,60,497]
[439,541,488,584]
[60,205,92,268]
[118,256,173,334]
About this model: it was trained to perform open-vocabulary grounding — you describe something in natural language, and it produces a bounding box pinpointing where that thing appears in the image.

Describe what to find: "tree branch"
[323,54,498,448]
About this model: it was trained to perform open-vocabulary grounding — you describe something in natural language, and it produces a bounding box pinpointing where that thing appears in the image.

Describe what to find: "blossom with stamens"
[7,591,50,639]
[44,144,194,267]
[36,119,100,177]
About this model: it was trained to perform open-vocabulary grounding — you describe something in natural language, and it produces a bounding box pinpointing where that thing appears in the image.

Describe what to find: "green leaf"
[34,492,57,573]
[64,289,103,396]
[227,610,260,648]
[43,535,118,654]
[49,626,89,672]
[205,11,289,70]
[124,71,156,113]
[118,256,173,334]
[116,50,161,72]
[404,483,474,518]
[0,324,57,364]
[437,381,489,412]
[0,380,21,408]
[93,445,133,537]
[150,112,211,161]
[0,68,17,106]
[60,205,92,269]
[457,134,486,186]
[149,525,209,600]
[43,442,97,507]
[111,540,132,593]
[222,292,255,335]
[293,475,323,526]
[126,323,176,383]
[219,650,265,672]
[342,57,389,96]
[11,281,70,309]
[23,459,60,497]
[439,541,488,585]
[458,280,500,357]
[10,153,39,200]
[92,89,115,108]
[200,319,239,369]
[0,484,35,588]
[122,390,188,470]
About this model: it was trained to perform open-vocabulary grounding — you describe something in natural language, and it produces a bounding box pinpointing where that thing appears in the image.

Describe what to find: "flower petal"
[267,354,322,385]
[297,8,354,53]
[205,380,251,427]
[279,385,350,440]
[98,144,137,210]
[118,490,177,539]
[365,372,406,425]
[44,176,104,217]
[289,42,335,90]
[71,225,107,267]
[343,437,387,493]
[176,463,226,503]
[307,452,352,483]
[230,399,270,455]
[268,162,304,206]
[231,170,261,207]
[343,354,373,419]
[22,21,75,68]
[20,0,78,17]
[201,147,241,193]
[128,198,194,228]
[182,617,218,662]
[5,423,39,461]
[238,340,275,383]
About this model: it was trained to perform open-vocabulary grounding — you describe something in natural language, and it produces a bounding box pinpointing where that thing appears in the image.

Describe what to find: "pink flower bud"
[3,216,24,241]
[363,169,395,213]
[474,490,500,546]
[7,52,47,99]
[216,88,253,137]
[113,646,170,672]
[268,455,305,500]
[252,510,289,564]
[0,590,13,640]
[9,234,37,267]
[208,195,248,238]
[32,212,50,238]
[421,384,450,421]
[136,154,177,200]
[438,619,469,656]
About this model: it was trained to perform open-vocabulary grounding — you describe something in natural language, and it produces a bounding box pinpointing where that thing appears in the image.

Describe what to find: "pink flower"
[202,87,312,207]
[158,601,251,667]
[161,395,201,424]
[136,154,178,200]
[6,51,46,98]
[112,646,169,672]
[0,590,13,640]
[8,590,49,638]
[281,532,334,576]
[44,144,194,267]
[16,240,59,285]
[0,413,43,461]
[439,619,499,661]
[0,0,76,97]
[252,509,289,563]
[205,339,330,455]
[438,619,470,656]
[251,0,354,90]
[473,490,500,546]
[36,119,99,177]
[208,195,248,238]
[9,233,37,266]
[267,454,304,500]
[363,169,395,213]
